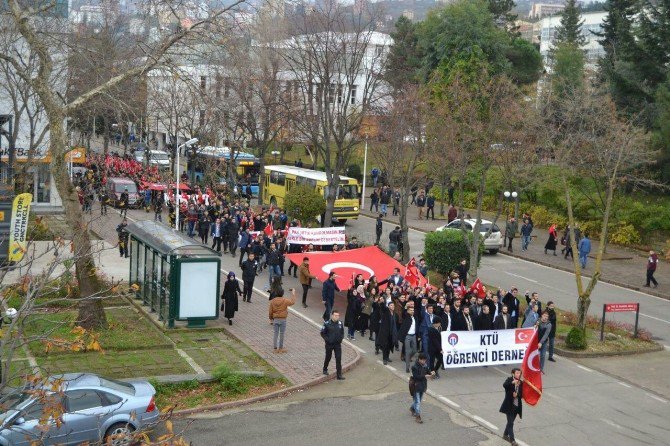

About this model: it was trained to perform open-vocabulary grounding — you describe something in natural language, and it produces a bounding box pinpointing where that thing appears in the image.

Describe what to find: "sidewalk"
[86,207,359,386]
[362,207,670,300]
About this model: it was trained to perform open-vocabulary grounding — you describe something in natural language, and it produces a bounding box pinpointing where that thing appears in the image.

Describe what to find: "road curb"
[172,348,362,416]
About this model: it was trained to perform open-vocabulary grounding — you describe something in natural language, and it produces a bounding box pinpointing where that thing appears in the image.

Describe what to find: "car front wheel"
[104,422,136,446]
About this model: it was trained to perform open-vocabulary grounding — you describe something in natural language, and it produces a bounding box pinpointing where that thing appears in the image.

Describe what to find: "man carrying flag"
[499,329,543,445]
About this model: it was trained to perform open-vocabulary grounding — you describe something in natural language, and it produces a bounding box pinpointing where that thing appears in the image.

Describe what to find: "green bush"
[346,164,362,181]
[284,184,326,227]
[565,326,587,350]
[424,229,483,275]
[608,222,641,245]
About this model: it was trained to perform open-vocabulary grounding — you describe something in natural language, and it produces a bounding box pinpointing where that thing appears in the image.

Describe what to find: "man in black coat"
[398,306,419,373]
[546,301,557,362]
[494,305,512,330]
[377,301,398,365]
[427,322,443,378]
[321,310,345,380]
[500,368,523,445]
[240,253,258,303]
[475,304,493,330]
[456,259,468,286]
[227,218,240,257]
[503,288,521,327]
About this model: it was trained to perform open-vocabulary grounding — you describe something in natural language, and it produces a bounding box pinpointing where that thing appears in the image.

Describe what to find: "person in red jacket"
[645,250,659,288]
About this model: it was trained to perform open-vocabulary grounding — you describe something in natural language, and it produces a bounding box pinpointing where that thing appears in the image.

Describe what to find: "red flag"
[521,330,543,406]
[469,278,486,298]
[404,257,419,287]
[264,221,273,237]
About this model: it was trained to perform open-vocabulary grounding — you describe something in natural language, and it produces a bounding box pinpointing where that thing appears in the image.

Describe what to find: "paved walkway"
[362,207,669,300]
[86,207,358,386]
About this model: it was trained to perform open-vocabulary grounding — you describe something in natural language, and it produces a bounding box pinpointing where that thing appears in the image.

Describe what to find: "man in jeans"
[410,353,434,424]
[298,257,316,308]
[266,243,282,289]
[520,218,533,251]
[269,288,296,353]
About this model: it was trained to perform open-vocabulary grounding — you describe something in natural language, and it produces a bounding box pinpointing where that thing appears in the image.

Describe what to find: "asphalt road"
[176,357,503,446]
[347,215,670,347]
[103,208,670,446]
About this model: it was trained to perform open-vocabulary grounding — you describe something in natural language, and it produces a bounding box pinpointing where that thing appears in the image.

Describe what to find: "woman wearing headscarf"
[221,272,242,325]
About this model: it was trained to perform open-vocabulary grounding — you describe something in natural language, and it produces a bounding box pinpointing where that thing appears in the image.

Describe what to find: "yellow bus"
[262,165,360,223]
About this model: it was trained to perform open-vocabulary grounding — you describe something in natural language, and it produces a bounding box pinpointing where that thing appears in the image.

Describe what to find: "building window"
[350,85,357,104]
[224,80,230,98]
[199,110,205,127]
[200,76,207,91]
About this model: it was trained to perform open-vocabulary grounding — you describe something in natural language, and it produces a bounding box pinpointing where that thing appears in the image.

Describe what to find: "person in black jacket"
[240,253,258,303]
[503,288,521,327]
[221,272,242,325]
[377,301,398,365]
[494,305,512,330]
[500,368,523,445]
[344,288,361,340]
[456,259,468,286]
[410,353,435,424]
[321,310,345,380]
[546,301,557,362]
[227,218,239,257]
[375,214,383,245]
[427,322,443,378]
[475,305,493,331]
[398,306,419,373]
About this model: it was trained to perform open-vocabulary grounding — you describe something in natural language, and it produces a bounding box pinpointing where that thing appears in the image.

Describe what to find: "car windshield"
[480,223,500,233]
[114,183,137,193]
[447,221,472,230]
[324,185,358,200]
[150,153,169,161]
[99,378,135,395]
[0,393,34,424]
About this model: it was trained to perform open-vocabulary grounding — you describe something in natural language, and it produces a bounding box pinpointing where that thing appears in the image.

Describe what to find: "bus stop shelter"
[126,220,221,328]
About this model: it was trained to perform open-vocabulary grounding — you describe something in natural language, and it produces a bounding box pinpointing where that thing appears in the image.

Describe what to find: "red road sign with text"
[604,303,638,312]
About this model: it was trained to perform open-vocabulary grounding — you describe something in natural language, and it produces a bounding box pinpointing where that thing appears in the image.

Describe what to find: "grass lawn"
[24,307,172,357]
[153,375,288,411]
[35,349,193,379]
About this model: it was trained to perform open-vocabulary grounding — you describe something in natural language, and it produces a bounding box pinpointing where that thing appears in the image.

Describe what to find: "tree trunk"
[399,187,410,263]
[50,114,108,330]
[467,171,488,282]
[103,117,110,157]
[577,294,591,330]
[323,179,337,227]
[439,179,447,216]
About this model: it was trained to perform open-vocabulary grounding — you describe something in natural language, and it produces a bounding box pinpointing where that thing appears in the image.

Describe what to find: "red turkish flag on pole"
[264,221,273,237]
[469,278,486,298]
[521,330,543,406]
[404,257,419,287]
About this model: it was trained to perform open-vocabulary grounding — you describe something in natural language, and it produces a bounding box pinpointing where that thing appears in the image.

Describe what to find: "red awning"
[168,183,191,191]
[286,246,429,290]
[141,181,167,191]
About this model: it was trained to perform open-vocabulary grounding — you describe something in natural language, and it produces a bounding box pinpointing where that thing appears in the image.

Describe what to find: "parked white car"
[135,149,170,170]
[436,218,503,254]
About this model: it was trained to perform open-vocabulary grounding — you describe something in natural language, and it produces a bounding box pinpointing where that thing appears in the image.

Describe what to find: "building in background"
[539,11,607,69]
[529,3,566,19]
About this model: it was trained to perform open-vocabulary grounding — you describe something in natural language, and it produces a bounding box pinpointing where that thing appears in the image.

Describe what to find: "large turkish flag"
[286,246,429,290]
[521,329,543,406]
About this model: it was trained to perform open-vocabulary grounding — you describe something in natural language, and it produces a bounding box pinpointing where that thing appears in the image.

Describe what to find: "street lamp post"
[271,150,280,164]
[361,136,368,212]
[175,138,198,231]
[503,190,518,247]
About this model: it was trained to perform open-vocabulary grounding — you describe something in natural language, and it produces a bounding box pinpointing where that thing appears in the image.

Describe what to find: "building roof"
[265,165,356,183]
[126,220,219,256]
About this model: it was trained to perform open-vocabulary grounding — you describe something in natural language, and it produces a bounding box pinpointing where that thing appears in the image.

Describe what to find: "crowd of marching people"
[329,264,557,376]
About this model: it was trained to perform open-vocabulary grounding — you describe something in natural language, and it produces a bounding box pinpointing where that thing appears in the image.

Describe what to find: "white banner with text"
[286,227,346,246]
[441,328,535,368]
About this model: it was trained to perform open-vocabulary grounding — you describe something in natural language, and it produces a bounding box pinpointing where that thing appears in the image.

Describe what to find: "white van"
[135,149,170,170]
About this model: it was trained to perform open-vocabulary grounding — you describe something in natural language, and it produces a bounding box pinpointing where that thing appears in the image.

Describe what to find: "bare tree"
[216,12,289,200]
[278,3,388,224]
[372,86,427,262]
[548,92,654,332]
[0,0,246,329]
[427,71,531,280]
